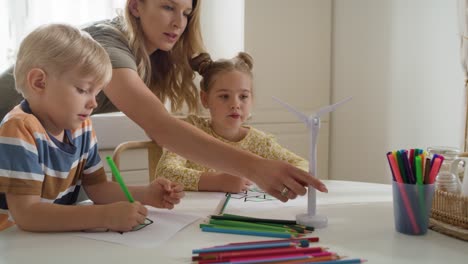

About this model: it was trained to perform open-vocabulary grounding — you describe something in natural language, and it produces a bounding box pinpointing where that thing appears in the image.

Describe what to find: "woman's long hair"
[121,0,205,113]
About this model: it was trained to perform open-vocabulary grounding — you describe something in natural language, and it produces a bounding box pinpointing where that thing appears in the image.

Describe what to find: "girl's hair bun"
[237,52,253,70]
[190,53,212,76]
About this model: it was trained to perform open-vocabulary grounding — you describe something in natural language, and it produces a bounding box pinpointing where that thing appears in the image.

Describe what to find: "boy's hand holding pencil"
[104,201,148,232]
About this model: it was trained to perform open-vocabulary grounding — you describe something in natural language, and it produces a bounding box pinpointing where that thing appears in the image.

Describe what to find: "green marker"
[219,193,231,215]
[415,155,423,185]
[106,156,134,203]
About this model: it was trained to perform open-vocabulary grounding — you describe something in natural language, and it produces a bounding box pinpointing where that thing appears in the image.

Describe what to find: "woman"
[0,0,327,201]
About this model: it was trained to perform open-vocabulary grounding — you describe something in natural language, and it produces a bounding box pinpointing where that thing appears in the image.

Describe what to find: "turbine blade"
[315,96,352,117]
[272,96,308,123]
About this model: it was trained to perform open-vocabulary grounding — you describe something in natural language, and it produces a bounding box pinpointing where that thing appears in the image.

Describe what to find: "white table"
[0,181,466,264]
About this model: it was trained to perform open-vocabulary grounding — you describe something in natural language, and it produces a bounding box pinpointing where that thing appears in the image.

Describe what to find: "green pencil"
[217,193,231,215]
[209,219,297,233]
[213,213,297,225]
[200,223,298,236]
[106,156,134,203]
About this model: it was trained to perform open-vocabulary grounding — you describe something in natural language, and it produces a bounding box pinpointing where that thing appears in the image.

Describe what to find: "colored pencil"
[198,252,333,264]
[195,247,326,261]
[304,258,366,264]
[201,226,295,239]
[216,253,334,264]
[212,214,298,226]
[223,237,319,247]
[216,193,231,215]
[200,224,300,238]
[266,255,339,264]
[192,241,300,254]
[218,255,311,264]
[209,219,298,233]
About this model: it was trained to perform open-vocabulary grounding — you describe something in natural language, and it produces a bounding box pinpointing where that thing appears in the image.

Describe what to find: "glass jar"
[427,146,462,193]
[426,146,462,175]
[435,171,461,193]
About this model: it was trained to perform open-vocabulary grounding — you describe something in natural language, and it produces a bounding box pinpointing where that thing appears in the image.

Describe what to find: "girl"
[156,52,309,193]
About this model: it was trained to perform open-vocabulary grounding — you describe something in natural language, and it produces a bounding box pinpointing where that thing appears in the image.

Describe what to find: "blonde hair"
[14,24,112,96]
[190,52,254,93]
[121,0,205,113]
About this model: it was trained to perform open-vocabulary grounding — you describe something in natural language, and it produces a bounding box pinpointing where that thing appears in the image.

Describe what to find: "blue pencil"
[192,240,298,254]
[200,226,293,239]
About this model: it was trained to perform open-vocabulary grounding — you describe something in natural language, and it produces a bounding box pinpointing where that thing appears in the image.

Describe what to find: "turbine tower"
[273,96,352,228]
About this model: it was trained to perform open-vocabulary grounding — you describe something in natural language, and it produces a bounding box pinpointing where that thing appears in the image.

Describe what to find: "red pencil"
[209,252,335,264]
[195,247,326,262]
[271,255,340,264]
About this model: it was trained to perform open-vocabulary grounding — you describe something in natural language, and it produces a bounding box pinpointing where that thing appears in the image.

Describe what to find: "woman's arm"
[157,150,252,193]
[263,136,310,172]
[103,69,327,201]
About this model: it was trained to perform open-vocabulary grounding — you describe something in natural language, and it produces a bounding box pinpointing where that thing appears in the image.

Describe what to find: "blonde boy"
[0,24,184,232]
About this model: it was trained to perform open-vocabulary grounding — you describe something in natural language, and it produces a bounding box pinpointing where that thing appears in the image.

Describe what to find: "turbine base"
[296,213,328,229]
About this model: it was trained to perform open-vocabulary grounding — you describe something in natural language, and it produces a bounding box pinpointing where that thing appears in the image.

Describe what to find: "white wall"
[200,0,244,59]
[330,0,465,183]
[244,0,332,179]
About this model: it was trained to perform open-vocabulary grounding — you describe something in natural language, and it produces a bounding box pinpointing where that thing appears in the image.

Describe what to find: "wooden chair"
[112,140,163,183]
[0,213,14,231]
[111,116,187,183]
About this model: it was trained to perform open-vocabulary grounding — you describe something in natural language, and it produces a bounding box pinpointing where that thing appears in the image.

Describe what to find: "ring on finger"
[280,186,290,197]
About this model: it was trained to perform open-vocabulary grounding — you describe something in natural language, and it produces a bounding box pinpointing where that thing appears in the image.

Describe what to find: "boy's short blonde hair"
[14,23,112,96]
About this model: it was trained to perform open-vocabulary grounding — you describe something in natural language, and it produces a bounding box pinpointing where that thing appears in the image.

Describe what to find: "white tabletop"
[0,180,466,264]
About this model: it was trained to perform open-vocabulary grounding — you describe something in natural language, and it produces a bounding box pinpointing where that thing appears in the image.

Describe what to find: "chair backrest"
[0,213,14,231]
[112,140,163,182]
[111,116,187,183]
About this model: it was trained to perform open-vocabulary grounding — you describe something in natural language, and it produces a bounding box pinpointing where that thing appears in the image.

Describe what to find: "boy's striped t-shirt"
[0,102,107,209]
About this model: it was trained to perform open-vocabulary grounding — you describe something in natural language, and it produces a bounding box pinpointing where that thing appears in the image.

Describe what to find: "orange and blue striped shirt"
[0,101,107,209]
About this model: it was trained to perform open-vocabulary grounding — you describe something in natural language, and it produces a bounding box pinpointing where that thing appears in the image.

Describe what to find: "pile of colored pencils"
[192,237,366,264]
[200,214,314,239]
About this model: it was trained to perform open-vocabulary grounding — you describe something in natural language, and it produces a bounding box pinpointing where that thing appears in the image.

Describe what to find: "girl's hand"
[103,201,147,232]
[144,178,185,209]
[249,159,328,202]
[198,172,253,193]
[214,173,253,193]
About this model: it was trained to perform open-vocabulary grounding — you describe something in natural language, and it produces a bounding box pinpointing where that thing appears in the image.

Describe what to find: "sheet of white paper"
[174,191,226,216]
[73,207,199,248]
[223,185,285,213]
[224,181,392,214]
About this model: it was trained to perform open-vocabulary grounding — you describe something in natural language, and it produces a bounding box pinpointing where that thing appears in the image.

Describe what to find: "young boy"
[0,24,184,232]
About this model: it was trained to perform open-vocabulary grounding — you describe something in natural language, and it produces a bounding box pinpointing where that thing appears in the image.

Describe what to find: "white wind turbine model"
[273,96,352,228]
